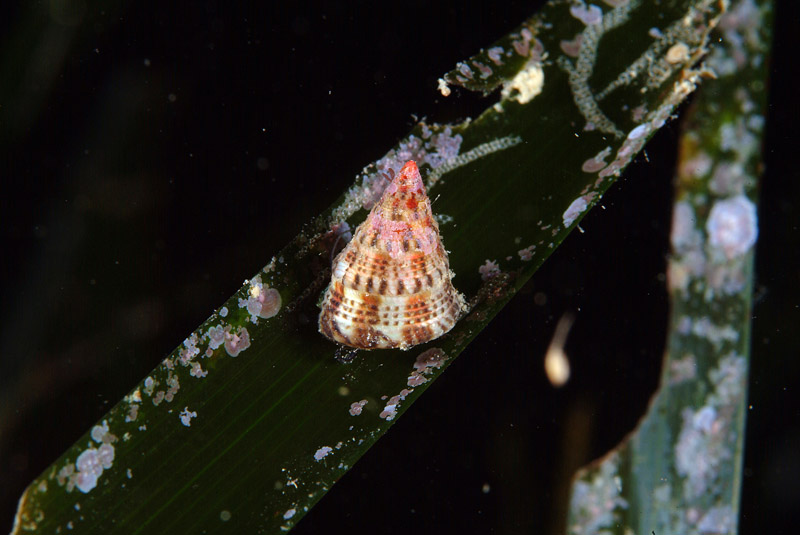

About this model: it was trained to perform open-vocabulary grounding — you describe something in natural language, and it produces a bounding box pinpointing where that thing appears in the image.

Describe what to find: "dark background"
[1,1,797,533]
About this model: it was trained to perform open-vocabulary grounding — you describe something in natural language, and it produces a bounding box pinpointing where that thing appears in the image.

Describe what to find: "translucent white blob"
[706,195,758,260]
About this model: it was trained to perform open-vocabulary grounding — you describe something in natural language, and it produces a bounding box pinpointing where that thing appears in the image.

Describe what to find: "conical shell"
[319,160,465,350]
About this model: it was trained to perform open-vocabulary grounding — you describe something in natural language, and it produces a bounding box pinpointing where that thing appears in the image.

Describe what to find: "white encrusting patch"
[224,327,251,357]
[179,407,198,427]
[67,423,117,494]
[313,446,333,461]
[581,146,612,173]
[478,259,501,281]
[406,348,447,387]
[239,275,282,322]
[563,197,589,227]
[379,389,413,421]
[674,354,746,499]
[348,399,368,416]
[518,245,536,261]
[570,4,603,25]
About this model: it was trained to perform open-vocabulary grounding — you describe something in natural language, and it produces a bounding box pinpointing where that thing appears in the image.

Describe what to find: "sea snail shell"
[318,160,465,350]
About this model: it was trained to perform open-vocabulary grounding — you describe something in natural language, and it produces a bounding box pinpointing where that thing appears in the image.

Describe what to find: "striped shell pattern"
[318,160,465,350]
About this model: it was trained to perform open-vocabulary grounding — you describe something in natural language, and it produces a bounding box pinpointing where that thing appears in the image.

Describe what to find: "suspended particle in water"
[544,313,575,388]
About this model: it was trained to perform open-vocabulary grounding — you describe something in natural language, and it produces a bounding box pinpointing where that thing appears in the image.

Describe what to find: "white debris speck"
[437,78,451,97]
[179,407,197,427]
[706,195,758,260]
[314,446,333,461]
[283,508,296,520]
[563,197,588,227]
[501,62,544,104]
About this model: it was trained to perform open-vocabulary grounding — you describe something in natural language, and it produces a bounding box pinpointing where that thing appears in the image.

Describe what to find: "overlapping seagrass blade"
[318,160,465,350]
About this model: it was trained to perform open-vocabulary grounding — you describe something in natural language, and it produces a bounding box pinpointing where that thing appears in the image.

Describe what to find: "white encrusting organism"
[706,195,758,260]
